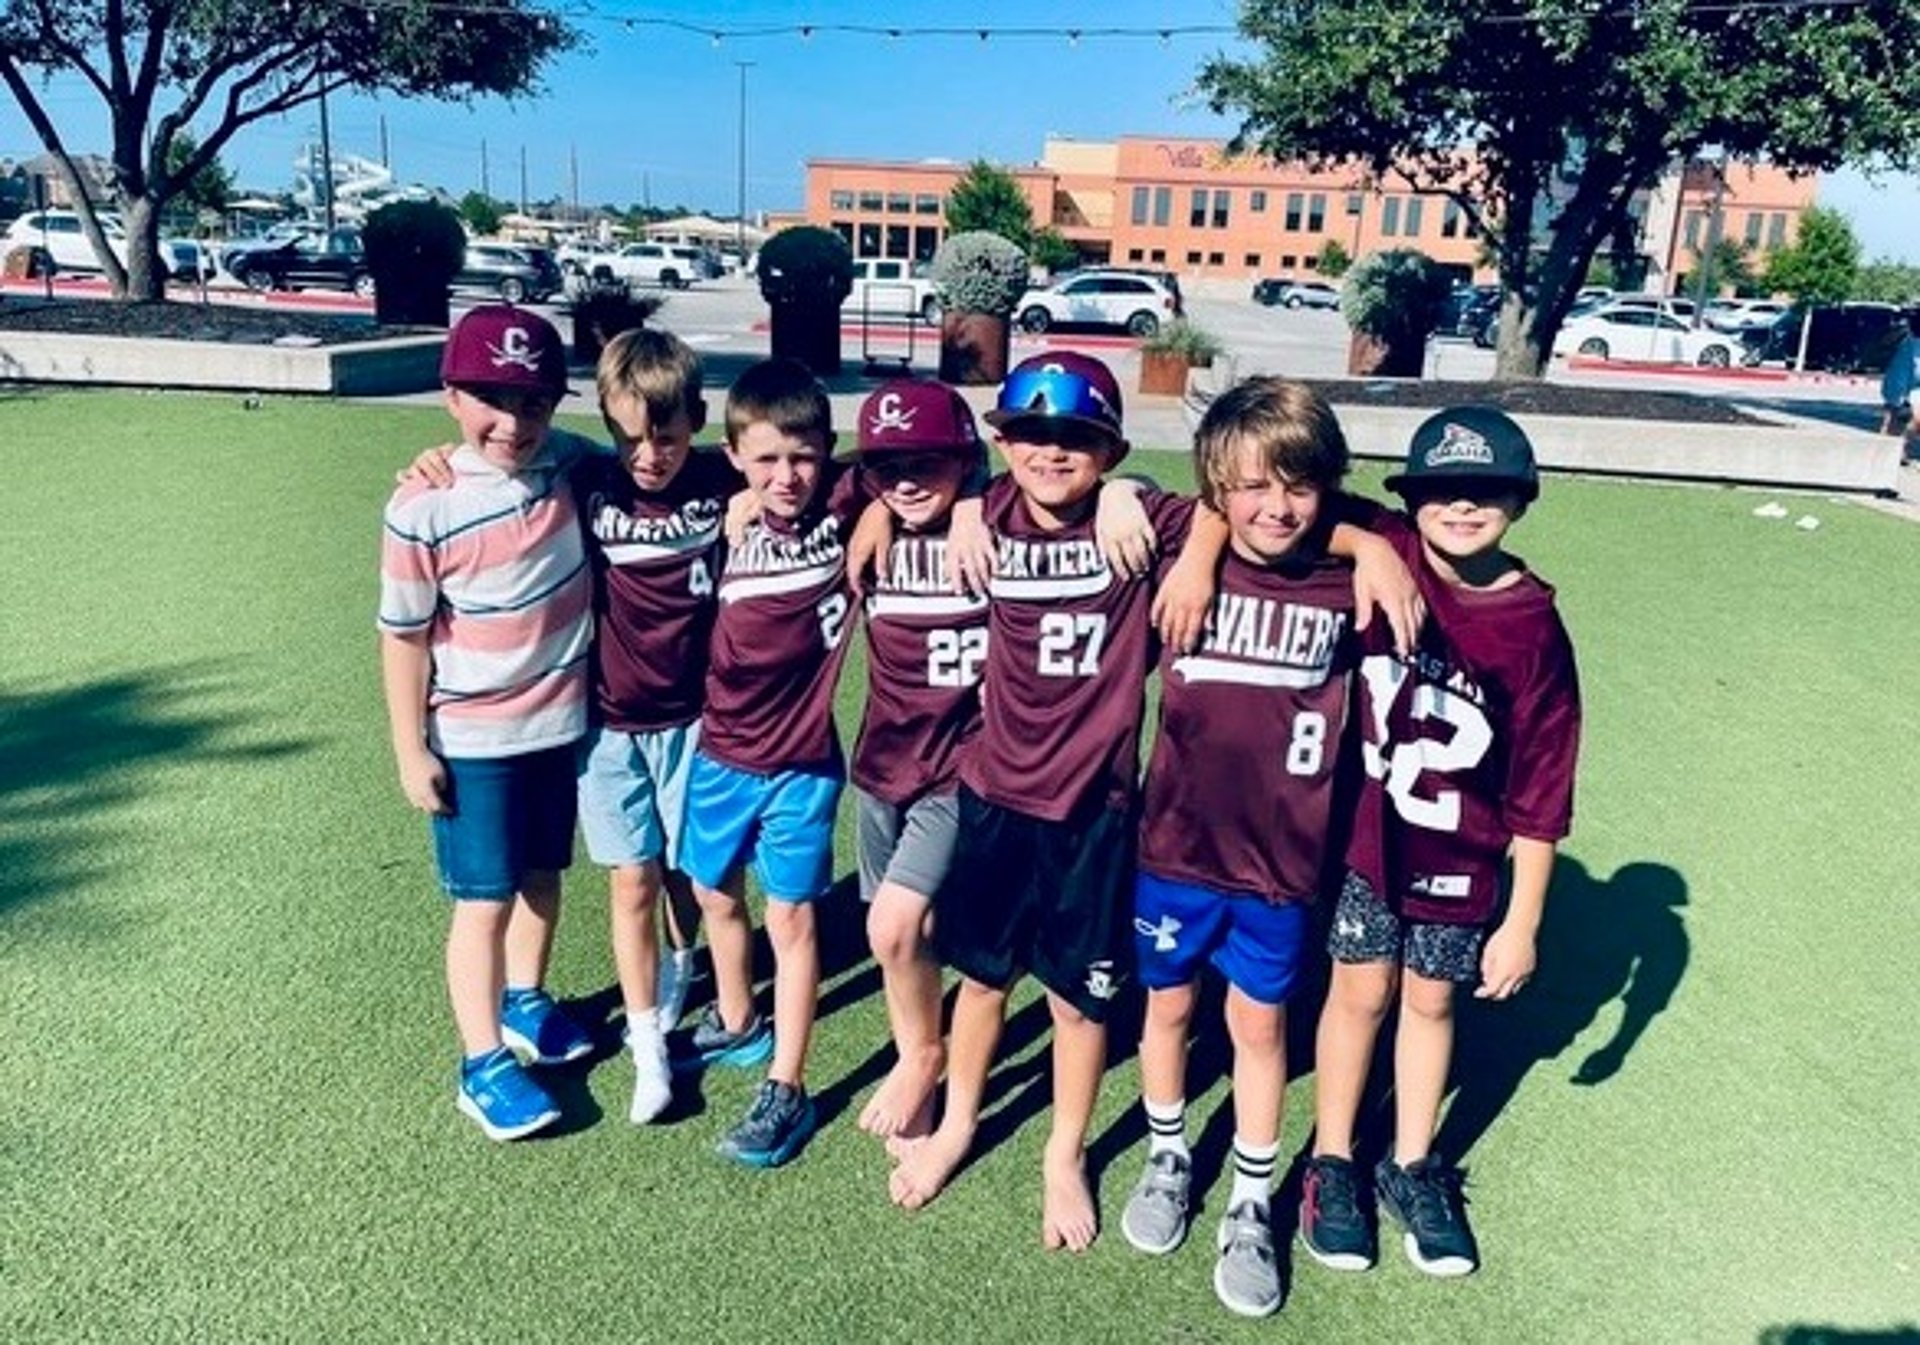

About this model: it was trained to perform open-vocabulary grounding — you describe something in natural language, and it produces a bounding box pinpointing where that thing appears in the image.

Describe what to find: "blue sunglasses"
[993,367,1119,430]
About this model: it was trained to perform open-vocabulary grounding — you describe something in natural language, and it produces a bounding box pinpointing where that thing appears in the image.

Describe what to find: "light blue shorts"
[680,752,843,903]
[1133,869,1310,1007]
[576,721,699,869]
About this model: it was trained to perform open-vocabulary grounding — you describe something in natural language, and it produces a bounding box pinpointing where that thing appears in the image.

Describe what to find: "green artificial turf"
[2,388,1916,1343]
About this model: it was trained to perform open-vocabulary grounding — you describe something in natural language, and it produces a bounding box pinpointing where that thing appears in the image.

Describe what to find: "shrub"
[756,226,853,307]
[362,199,465,325]
[931,230,1030,316]
[1140,319,1222,365]
[1339,248,1452,338]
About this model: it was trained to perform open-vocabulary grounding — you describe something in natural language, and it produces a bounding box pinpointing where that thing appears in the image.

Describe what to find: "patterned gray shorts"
[1326,870,1485,985]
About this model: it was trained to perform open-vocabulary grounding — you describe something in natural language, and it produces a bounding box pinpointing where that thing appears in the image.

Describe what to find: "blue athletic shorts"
[1132,869,1310,1006]
[679,752,842,903]
[431,744,578,901]
[576,721,699,869]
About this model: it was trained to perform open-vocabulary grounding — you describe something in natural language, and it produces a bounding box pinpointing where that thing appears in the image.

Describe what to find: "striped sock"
[1145,1097,1188,1160]
[1229,1136,1280,1209]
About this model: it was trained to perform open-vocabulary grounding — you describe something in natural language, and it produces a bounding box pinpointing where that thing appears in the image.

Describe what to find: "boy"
[1298,405,1581,1278]
[571,329,738,1124]
[847,378,990,1144]
[889,352,1190,1251]
[675,357,865,1168]
[1121,379,1360,1317]
[378,305,595,1141]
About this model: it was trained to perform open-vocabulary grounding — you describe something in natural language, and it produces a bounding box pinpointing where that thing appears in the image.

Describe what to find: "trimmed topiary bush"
[756,226,852,376]
[930,230,1030,316]
[363,199,466,326]
[1340,248,1453,376]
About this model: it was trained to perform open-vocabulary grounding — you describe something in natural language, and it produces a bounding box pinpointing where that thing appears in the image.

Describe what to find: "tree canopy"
[1198,0,1920,377]
[1762,205,1861,306]
[944,160,1036,250]
[0,0,576,297]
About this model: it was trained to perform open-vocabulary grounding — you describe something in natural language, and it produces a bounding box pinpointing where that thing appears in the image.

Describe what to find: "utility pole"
[569,143,579,223]
[1689,152,1729,327]
[317,79,336,232]
[379,115,390,170]
[519,145,528,220]
[735,61,755,264]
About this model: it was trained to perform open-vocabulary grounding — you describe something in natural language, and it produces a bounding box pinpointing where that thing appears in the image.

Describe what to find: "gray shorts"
[855,788,960,904]
[1327,869,1485,985]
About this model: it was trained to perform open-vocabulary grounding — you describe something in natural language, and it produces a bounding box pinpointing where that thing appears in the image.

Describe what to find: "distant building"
[19,152,117,209]
[786,134,1819,295]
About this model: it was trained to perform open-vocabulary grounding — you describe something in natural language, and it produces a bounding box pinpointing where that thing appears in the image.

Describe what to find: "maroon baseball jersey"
[1345,513,1582,926]
[852,526,990,805]
[700,464,865,773]
[1138,543,1358,903]
[960,475,1194,822]
[573,451,742,733]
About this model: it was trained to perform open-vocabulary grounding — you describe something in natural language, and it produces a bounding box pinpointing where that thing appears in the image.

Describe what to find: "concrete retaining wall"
[0,330,445,396]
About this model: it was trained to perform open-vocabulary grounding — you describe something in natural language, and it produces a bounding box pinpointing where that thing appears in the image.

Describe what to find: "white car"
[5,210,129,273]
[597,242,704,290]
[1706,299,1788,334]
[847,258,941,324]
[1015,269,1179,336]
[1552,308,1738,366]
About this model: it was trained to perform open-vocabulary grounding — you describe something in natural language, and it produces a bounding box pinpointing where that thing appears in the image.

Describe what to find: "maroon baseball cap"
[440,304,571,398]
[855,378,983,456]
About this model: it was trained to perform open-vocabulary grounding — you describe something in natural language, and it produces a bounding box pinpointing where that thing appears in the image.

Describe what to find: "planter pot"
[1139,350,1199,396]
[373,278,451,328]
[939,311,1011,385]
[768,300,843,378]
[1347,329,1427,378]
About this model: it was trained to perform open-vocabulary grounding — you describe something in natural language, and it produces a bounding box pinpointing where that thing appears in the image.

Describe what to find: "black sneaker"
[1374,1155,1479,1277]
[1297,1155,1376,1272]
[716,1080,816,1169]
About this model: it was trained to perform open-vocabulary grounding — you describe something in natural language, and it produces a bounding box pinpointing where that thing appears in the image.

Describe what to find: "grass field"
[2,388,1916,1344]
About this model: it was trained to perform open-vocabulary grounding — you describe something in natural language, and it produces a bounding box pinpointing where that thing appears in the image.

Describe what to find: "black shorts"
[935,786,1135,1022]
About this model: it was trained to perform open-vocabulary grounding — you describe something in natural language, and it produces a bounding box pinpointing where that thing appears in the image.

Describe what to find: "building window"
[1128,247,1145,261]
[1285,193,1303,231]
[1212,190,1230,229]
[886,193,911,214]
[829,190,854,211]
[1131,186,1150,227]
[1302,255,1318,271]
[1149,248,1166,263]
[1684,211,1703,250]
[1153,187,1171,227]
[1442,200,1463,238]
[831,221,853,248]
[886,225,910,257]
[1186,249,1203,264]
[915,194,940,215]
[1207,251,1225,265]
[1381,197,1402,237]
[1346,193,1364,216]
[1244,252,1261,268]
[1404,199,1424,237]
[1280,254,1297,270]
[1743,211,1763,246]
[913,226,939,261]
[1767,212,1787,248]
[1307,194,1326,232]
[1251,190,1267,213]
[858,223,881,256]
[1190,189,1208,228]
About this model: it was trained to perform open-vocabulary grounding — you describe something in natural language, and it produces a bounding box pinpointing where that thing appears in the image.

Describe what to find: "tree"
[1694,236,1757,298]
[1198,1,1920,378]
[165,131,232,220]
[1029,228,1078,274]
[1315,239,1352,279]
[1855,259,1920,305]
[458,191,505,238]
[944,160,1035,250]
[1762,205,1860,305]
[0,1,575,299]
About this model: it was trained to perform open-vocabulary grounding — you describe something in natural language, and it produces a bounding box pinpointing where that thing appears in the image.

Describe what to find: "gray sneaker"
[1214,1200,1283,1318]
[1121,1150,1192,1254]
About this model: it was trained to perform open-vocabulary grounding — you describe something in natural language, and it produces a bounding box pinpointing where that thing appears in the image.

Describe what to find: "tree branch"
[26,0,112,101]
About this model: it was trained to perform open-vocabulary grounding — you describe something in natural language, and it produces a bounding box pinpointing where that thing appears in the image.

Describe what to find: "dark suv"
[1745,303,1913,374]
[453,242,564,304]
[227,229,372,297]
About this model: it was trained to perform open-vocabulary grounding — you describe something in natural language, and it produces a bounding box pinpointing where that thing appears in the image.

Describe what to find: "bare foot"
[889,1124,972,1210]
[859,1055,940,1139]
[1041,1151,1098,1252]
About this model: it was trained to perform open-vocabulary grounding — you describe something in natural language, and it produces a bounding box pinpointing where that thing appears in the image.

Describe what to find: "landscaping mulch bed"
[0,299,433,346]
[1302,377,1767,426]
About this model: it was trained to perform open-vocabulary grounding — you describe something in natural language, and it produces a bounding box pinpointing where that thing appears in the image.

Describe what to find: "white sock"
[627,1016,671,1125]
[1229,1136,1280,1210]
[1145,1096,1189,1160]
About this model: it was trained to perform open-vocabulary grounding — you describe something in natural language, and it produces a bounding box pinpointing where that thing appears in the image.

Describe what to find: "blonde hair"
[1193,377,1349,510]
[595,328,705,430]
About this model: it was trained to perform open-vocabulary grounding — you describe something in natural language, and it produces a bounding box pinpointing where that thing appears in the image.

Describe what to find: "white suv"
[1015,269,1179,337]
[598,242,704,290]
[848,258,941,324]
[5,210,130,273]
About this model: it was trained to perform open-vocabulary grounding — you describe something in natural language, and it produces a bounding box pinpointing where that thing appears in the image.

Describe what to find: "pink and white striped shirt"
[378,436,593,759]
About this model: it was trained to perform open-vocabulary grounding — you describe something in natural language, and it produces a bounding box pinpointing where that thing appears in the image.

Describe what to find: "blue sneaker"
[457,1046,560,1141]
[499,987,595,1065]
[716,1079,816,1168]
[671,1003,774,1074]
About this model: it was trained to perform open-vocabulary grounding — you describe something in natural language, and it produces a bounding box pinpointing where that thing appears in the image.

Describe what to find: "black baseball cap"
[1384,405,1539,502]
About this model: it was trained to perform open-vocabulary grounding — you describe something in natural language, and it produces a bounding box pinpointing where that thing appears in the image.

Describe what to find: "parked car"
[161,238,218,283]
[596,242,704,290]
[453,241,564,303]
[1455,286,1503,346]
[226,228,373,297]
[555,237,616,274]
[1015,268,1180,336]
[4,209,129,273]
[848,257,941,323]
[1704,299,1788,334]
[1268,279,1340,310]
[1597,293,1697,321]
[1551,308,1738,366]
[1744,303,1912,374]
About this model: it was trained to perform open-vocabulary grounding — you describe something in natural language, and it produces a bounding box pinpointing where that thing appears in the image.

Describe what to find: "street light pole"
[736,61,755,268]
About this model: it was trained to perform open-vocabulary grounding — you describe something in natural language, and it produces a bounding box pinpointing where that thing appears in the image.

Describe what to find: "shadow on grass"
[0,666,314,924]
[1759,1330,1920,1345]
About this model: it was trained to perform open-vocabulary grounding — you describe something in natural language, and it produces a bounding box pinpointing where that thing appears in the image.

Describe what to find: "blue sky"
[2,0,1916,261]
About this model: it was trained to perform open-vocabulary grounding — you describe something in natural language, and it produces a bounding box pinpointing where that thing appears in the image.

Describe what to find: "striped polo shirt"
[378,435,593,759]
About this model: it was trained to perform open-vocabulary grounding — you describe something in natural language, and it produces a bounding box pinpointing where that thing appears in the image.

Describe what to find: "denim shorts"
[679,752,843,904]
[576,721,699,869]
[431,744,579,901]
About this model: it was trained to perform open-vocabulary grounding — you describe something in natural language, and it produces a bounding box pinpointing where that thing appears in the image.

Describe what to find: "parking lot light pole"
[736,61,754,269]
